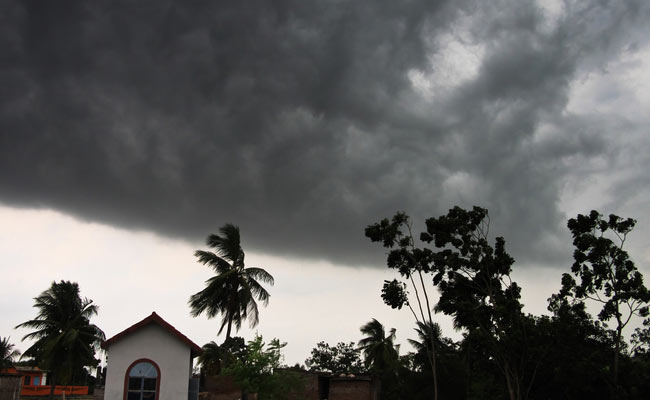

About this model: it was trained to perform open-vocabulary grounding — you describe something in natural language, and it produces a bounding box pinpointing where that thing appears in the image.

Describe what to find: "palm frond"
[194,250,234,274]
[206,224,242,264]
[245,267,275,285]
[245,278,271,305]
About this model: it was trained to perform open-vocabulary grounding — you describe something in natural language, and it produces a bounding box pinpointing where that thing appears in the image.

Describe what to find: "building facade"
[102,312,202,400]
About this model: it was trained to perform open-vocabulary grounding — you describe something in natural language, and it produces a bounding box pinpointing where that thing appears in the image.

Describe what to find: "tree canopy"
[222,335,302,399]
[305,341,364,374]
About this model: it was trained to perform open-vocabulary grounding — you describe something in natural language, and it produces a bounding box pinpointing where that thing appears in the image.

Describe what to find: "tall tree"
[424,207,531,400]
[189,224,274,340]
[367,207,536,400]
[366,212,440,400]
[0,337,21,369]
[558,210,650,397]
[16,281,104,399]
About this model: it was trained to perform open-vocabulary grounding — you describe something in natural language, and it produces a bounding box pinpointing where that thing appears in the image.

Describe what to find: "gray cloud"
[1,0,649,268]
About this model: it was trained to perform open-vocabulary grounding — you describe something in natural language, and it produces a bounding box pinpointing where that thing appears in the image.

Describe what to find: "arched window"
[124,359,160,400]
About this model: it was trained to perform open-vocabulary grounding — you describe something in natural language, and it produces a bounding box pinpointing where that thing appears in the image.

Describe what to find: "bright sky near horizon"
[2,0,650,366]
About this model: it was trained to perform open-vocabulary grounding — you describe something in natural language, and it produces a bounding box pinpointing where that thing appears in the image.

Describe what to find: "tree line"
[4,208,650,400]
[362,206,650,400]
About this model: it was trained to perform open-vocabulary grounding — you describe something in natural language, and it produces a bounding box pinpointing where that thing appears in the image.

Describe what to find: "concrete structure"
[102,312,202,400]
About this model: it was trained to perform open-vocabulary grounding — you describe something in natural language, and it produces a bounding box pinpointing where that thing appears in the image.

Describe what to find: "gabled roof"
[102,312,203,357]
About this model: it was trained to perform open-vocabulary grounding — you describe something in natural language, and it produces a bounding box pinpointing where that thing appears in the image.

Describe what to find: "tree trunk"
[422,326,438,400]
[506,372,517,400]
[504,362,519,400]
[226,317,232,341]
[613,327,622,400]
[429,340,438,400]
[465,339,471,400]
[48,371,55,400]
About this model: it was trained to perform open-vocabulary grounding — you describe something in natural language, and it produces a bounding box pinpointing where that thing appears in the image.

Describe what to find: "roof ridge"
[102,311,203,357]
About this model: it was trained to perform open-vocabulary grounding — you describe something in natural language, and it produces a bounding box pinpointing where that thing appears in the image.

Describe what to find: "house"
[15,366,46,387]
[102,312,202,400]
[0,366,46,387]
[0,366,89,397]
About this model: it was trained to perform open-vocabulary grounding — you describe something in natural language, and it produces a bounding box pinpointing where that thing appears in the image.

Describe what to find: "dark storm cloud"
[1,0,649,267]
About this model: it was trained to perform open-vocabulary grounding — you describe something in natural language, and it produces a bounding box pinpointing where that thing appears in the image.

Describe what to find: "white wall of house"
[104,323,192,400]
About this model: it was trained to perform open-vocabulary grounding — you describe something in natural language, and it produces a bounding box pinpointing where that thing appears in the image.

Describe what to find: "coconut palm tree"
[16,281,104,399]
[198,341,223,375]
[0,337,21,368]
[198,337,247,376]
[189,224,274,340]
[358,318,399,373]
[408,320,443,363]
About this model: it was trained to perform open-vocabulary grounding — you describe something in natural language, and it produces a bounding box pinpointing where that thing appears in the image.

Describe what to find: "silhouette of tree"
[198,341,222,376]
[366,212,441,400]
[0,337,21,368]
[16,281,104,399]
[557,211,650,397]
[305,341,364,374]
[367,206,537,400]
[407,321,442,369]
[198,336,248,376]
[359,318,399,374]
[189,224,274,340]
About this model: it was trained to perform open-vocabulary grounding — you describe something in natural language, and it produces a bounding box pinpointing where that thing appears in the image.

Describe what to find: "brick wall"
[287,372,319,400]
[329,379,373,400]
[201,375,241,400]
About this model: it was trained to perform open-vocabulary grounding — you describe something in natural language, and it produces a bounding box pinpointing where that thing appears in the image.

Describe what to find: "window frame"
[123,358,161,400]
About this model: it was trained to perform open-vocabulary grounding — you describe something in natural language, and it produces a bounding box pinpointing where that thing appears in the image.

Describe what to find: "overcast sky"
[2,0,650,365]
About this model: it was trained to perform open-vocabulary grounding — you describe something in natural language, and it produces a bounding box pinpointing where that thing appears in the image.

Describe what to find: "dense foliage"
[366,207,650,400]
[222,335,302,399]
[305,341,364,374]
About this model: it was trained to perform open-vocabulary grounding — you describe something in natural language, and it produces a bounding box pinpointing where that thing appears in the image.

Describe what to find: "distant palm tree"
[408,320,443,368]
[16,281,105,399]
[0,337,21,368]
[189,224,274,340]
[198,341,222,375]
[358,318,399,373]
